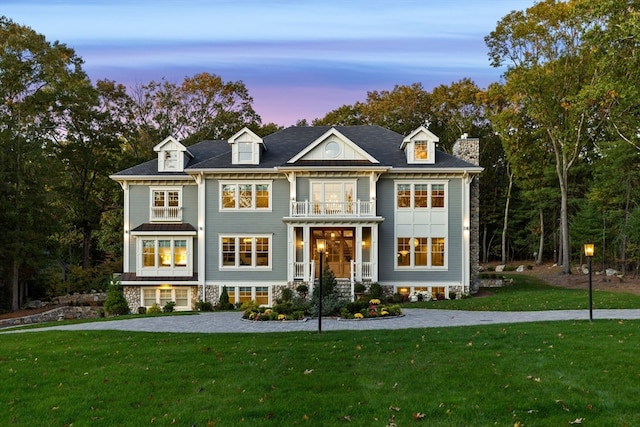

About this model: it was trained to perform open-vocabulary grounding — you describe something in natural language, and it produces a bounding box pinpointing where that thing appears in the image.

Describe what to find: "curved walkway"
[5,308,640,334]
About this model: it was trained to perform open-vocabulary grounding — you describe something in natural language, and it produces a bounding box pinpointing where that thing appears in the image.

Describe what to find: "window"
[432,184,445,208]
[164,150,178,169]
[151,188,182,221]
[141,287,191,310]
[414,141,428,160]
[395,182,446,209]
[238,142,253,163]
[220,182,271,210]
[431,237,445,266]
[396,237,445,268]
[138,238,192,276]
[219,235,272,269]
[311,181,355,215]
[224,286,271,306]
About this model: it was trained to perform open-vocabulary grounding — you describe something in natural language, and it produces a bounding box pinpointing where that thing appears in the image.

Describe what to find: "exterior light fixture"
[584,243,595,322]
[316,238,326,334]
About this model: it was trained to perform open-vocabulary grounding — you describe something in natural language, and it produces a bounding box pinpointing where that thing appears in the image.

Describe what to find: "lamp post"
[316,238,326,334]
[584,243,595,322]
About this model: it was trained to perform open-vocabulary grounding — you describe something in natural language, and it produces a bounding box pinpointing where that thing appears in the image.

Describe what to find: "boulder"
[495,265,505,273]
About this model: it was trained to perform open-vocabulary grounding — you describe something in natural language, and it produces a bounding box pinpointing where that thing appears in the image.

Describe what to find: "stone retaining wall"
[0,306,103,329]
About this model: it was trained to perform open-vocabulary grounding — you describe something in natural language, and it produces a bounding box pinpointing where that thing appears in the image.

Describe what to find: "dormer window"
[401,126,438,165]
[154,136,191,173]
[414,141,428,161]
[164,150,178,170]
[238,142,253,163]
[228,127,264,165]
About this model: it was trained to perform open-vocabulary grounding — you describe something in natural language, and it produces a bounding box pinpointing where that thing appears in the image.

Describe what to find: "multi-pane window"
[396,237,445,268]
[139,238,191,274]
[142,287,191,310]
[225,286,270,306]
[151,188,181,221]
[396,184,411,208]
[220,235,271,269]
[431,237,445,266]
[396,182,446,209]
[431,184,445,208]
[238,142,253,163]
[414,141,428,160]
[220,182,271,210]
[311,181,355,215]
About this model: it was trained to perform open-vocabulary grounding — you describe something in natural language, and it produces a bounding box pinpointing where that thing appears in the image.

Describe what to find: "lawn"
[3,274,640,426]
[403,273,640,311]
[3,320,640,426]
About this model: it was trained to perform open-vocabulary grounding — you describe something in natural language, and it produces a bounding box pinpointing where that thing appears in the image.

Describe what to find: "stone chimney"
[453,134,481,293]
[452,133,480,166]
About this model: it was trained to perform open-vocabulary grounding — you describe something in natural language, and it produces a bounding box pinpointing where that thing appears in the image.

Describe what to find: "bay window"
[137,237,193,276]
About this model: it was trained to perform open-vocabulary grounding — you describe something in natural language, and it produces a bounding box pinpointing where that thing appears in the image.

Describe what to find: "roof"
[111,125,480,178]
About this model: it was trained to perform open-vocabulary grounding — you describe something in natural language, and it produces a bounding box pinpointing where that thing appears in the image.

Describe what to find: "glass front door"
[313,228,354,278]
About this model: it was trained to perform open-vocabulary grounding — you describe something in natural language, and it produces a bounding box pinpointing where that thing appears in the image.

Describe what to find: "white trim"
[136,236,194,277]
[219,180,273,211]
[218,234,273,270]
[122,182,130,272]
[140,286,192,311]
[287,127,379,164]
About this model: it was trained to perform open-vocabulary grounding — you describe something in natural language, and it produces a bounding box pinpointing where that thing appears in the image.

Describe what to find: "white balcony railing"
[150,206,182,222]
[290,200,375,217]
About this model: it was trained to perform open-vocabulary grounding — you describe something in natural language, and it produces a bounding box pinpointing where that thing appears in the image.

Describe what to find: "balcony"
[290,200,375,217]
[150,206,182,222]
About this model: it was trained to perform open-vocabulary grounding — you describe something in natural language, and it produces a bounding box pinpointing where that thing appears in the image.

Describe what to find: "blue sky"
[4,0,535,126]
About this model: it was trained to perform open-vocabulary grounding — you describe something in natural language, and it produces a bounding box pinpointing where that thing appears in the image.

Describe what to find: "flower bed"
[339,299,402,320]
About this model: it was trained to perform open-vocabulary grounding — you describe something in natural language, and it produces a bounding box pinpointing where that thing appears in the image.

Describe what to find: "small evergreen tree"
[217,285,234,310]
[103,280,130,316]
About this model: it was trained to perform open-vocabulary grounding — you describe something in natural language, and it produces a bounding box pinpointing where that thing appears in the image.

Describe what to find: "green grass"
[3,321,640,426]
[404,273,640,311]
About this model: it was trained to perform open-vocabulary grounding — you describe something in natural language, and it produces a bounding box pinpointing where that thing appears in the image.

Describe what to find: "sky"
[4,0,536,126]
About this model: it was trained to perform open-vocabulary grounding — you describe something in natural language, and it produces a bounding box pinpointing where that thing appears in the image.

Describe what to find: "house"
[110,125,482,311]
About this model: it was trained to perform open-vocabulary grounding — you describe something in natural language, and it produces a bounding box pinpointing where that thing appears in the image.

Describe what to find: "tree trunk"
[12,258,20,312]
[537,207,544,266]
[501,165,513,264]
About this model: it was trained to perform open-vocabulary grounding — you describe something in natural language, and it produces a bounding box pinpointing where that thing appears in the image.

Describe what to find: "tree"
[130,73,262,146]
[486,0,602,274]
[0,17,89,310]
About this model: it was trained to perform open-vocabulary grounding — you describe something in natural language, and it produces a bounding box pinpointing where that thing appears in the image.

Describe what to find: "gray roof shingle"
[112,125,478,177]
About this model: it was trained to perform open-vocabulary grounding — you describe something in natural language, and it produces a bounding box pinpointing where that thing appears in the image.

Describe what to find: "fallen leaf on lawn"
[304,369,313,375]
[341,415,351,421]
[413,412,426,420]
[569,418,584,424]
[389,406,400,412]
[302,414,309,421]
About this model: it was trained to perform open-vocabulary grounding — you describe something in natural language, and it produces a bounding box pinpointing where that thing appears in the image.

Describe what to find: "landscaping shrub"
[137,306,147,314]
[368,282,383,298]
[280,287,294,302]
[103,280,129,316]
[295,284,308,298]
[217,285,235,310]
[147,303,161,314]
[195,300,213,311]
[163,301,176,313]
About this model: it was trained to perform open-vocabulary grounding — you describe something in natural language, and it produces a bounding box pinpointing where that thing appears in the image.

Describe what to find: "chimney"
[453,134,479,166]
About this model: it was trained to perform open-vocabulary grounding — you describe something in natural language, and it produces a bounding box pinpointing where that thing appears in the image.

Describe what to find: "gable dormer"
[154,136,191,172]
[401,126,439,165]
[228,127,264,165]
[287,127,379,163]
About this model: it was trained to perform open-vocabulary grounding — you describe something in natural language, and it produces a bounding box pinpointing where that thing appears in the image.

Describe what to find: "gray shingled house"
[110,125,482,311]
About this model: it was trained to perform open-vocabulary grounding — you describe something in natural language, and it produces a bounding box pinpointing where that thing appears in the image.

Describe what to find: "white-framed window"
[414,140,429,161]
[224,285,270,306]
[150,187,182,221]
[219,235,272,269]
[164,150,178,170]
[310,180,356,215]
[141,287,191,310]
[396,237,446,269]
[137,237,193,276]
[238,142,254,163]
[395,182,447,209]
[219,181,272,211]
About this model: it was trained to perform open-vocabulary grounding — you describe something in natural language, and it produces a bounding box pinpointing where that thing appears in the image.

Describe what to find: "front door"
[313,228,354,278]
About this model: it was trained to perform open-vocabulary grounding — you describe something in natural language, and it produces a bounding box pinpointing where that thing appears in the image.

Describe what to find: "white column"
[355,226,362,282]
[197,173,206,300]
[462,173,471,293]
[287,224,294,282]
[372,223,379,282]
